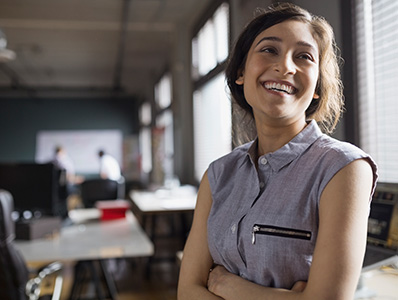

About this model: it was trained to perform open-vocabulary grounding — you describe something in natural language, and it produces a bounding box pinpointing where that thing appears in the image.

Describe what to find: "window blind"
[192,2,231,182]
[193,72,231,181]
[356,0,398,182]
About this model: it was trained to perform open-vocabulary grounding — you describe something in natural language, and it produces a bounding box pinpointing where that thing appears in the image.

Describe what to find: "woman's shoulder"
[210,140,253,168]
[207,140,254,185]
[313,134,368,158]
[309,134,377,178]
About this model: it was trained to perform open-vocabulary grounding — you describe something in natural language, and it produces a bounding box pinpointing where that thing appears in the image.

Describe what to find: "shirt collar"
[245,120,323,172]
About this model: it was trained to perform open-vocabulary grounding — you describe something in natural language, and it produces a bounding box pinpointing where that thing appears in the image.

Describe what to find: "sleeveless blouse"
[207,120,378,289]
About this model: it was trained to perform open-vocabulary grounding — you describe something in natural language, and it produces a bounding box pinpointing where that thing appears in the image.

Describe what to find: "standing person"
[52,146,84,210]
[53,145,84,185]
[53,146,75,182]
[178,3,378,300]
[98,149,121,181]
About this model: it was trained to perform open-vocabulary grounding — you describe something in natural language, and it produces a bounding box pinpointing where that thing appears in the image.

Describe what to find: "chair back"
[0,190,29,300]
[81,178,125,208]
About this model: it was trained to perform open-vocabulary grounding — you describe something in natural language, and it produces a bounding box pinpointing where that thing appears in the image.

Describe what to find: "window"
[192,3,230,79]
[139,102,152,174]
[156,110,174,182]
[193,73,231,181]
[192,2,231,181]
[355,0,398,182]
[153,73,174,184]
[155,73,172,109]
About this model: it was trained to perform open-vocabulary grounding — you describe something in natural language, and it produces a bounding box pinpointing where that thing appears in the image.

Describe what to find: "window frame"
[191,0,232,182]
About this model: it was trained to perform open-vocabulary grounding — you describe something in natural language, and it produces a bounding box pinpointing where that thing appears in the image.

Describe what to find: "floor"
[117,258,180,300]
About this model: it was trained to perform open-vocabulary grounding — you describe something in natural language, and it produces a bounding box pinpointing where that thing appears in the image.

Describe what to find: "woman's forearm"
[178,283,224,300]
[207,266,305,300]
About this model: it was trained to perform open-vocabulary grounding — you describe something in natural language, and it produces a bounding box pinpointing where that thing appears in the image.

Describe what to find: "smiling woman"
[178,3,378,300]
[227,6,343,137]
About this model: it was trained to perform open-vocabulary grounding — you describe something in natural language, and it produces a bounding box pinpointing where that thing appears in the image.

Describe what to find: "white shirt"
[53,153,75,179]
[100,154,121,181]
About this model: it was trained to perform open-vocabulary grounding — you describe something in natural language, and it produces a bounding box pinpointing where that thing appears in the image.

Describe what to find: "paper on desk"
[68,208,101,223]
[161,198,196,209]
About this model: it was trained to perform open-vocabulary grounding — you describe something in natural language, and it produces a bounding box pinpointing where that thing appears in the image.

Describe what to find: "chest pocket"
[251,224,312,244]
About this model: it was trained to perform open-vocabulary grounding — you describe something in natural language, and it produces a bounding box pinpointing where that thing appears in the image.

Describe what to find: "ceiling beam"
[113,0,130,92]
[0,18,175,32]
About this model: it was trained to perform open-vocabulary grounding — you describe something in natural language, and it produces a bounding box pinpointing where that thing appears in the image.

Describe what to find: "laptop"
[362,182,398,270]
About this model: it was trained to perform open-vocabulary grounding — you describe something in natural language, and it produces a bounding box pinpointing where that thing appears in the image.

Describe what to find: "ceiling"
[0,0,212,99]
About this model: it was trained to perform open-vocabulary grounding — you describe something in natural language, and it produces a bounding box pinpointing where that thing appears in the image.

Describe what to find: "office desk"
[15,211,154,262]
[129,189,197,214]
[15,210,154,300]
[129,189,196,272]
[355,255,398,299]
[129,189,196,239]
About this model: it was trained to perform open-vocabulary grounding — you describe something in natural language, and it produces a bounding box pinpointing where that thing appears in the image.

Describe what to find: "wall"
[0,97,139,164]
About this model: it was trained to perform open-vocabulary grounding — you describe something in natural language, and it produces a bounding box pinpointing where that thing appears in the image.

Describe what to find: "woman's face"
[236,20,319,127]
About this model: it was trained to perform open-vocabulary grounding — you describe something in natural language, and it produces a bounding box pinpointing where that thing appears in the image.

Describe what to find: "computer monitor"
[363,182,398,268]
[368,182,398,248]
[0,162,66,217]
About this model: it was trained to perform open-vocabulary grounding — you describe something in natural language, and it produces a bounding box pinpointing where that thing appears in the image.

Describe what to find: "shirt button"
[259,182,265,188]
[260,157,268,165]
[231,224,236,234]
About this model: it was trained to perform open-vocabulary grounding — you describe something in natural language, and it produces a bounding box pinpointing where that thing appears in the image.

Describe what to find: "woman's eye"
[261,47,277,54]
[298,53,314,61]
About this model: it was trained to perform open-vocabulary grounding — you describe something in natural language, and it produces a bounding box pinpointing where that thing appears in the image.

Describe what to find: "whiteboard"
[36,130,123,174]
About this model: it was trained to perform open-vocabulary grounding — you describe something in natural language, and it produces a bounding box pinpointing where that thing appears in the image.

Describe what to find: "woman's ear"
[235,74,244,85]
[313,92,320,99]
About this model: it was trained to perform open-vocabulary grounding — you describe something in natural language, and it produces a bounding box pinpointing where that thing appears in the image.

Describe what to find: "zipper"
[252,224,312,244]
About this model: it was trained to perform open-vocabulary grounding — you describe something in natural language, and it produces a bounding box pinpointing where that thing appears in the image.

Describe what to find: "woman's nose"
[273,55,296,75]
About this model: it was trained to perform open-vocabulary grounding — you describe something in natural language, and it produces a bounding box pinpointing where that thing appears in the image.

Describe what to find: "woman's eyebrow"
[255,36,281,46]
[296,41,317,52]
[255,36,317,52]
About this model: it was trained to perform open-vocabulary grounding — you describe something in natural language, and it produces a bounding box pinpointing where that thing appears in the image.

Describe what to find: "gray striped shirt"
[207,120,378,289]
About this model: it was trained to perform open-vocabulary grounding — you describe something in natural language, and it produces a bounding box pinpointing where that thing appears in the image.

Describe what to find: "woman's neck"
[255,118,308,156]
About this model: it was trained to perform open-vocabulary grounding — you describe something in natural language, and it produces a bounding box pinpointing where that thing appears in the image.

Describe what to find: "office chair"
[80,177,125,208]
[0,190,63,300]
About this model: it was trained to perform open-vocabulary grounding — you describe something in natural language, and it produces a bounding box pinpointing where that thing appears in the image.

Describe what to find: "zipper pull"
[252,225,259,244]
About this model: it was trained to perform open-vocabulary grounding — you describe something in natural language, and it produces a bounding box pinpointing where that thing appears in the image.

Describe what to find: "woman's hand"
[208,265,307,298]
[207,265,230,297]
[290,281,307,292]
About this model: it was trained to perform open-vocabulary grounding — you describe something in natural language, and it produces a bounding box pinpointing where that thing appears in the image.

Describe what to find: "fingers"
[291,280,307,292]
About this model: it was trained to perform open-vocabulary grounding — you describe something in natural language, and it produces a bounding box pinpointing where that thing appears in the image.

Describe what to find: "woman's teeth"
[264,82,295,94]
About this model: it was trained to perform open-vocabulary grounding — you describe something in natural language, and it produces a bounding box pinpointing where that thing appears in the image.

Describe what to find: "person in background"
[53,146,84,186]
[98,149,121,181]
[178,3,378,300]
[52,146,84,210]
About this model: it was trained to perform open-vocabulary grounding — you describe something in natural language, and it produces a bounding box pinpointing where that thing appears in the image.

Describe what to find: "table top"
[355,255,398,299]
[14,211,154,263]
[129,188,197,214]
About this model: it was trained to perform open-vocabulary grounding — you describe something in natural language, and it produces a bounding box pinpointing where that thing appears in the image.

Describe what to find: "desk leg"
[100,260,118,300]
[142,215,156,240]
[89,261,107,299]
[69,260,118,300]
[69,261,86,300]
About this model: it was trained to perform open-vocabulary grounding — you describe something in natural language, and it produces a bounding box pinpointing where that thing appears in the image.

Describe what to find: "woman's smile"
[262,80,298,96]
